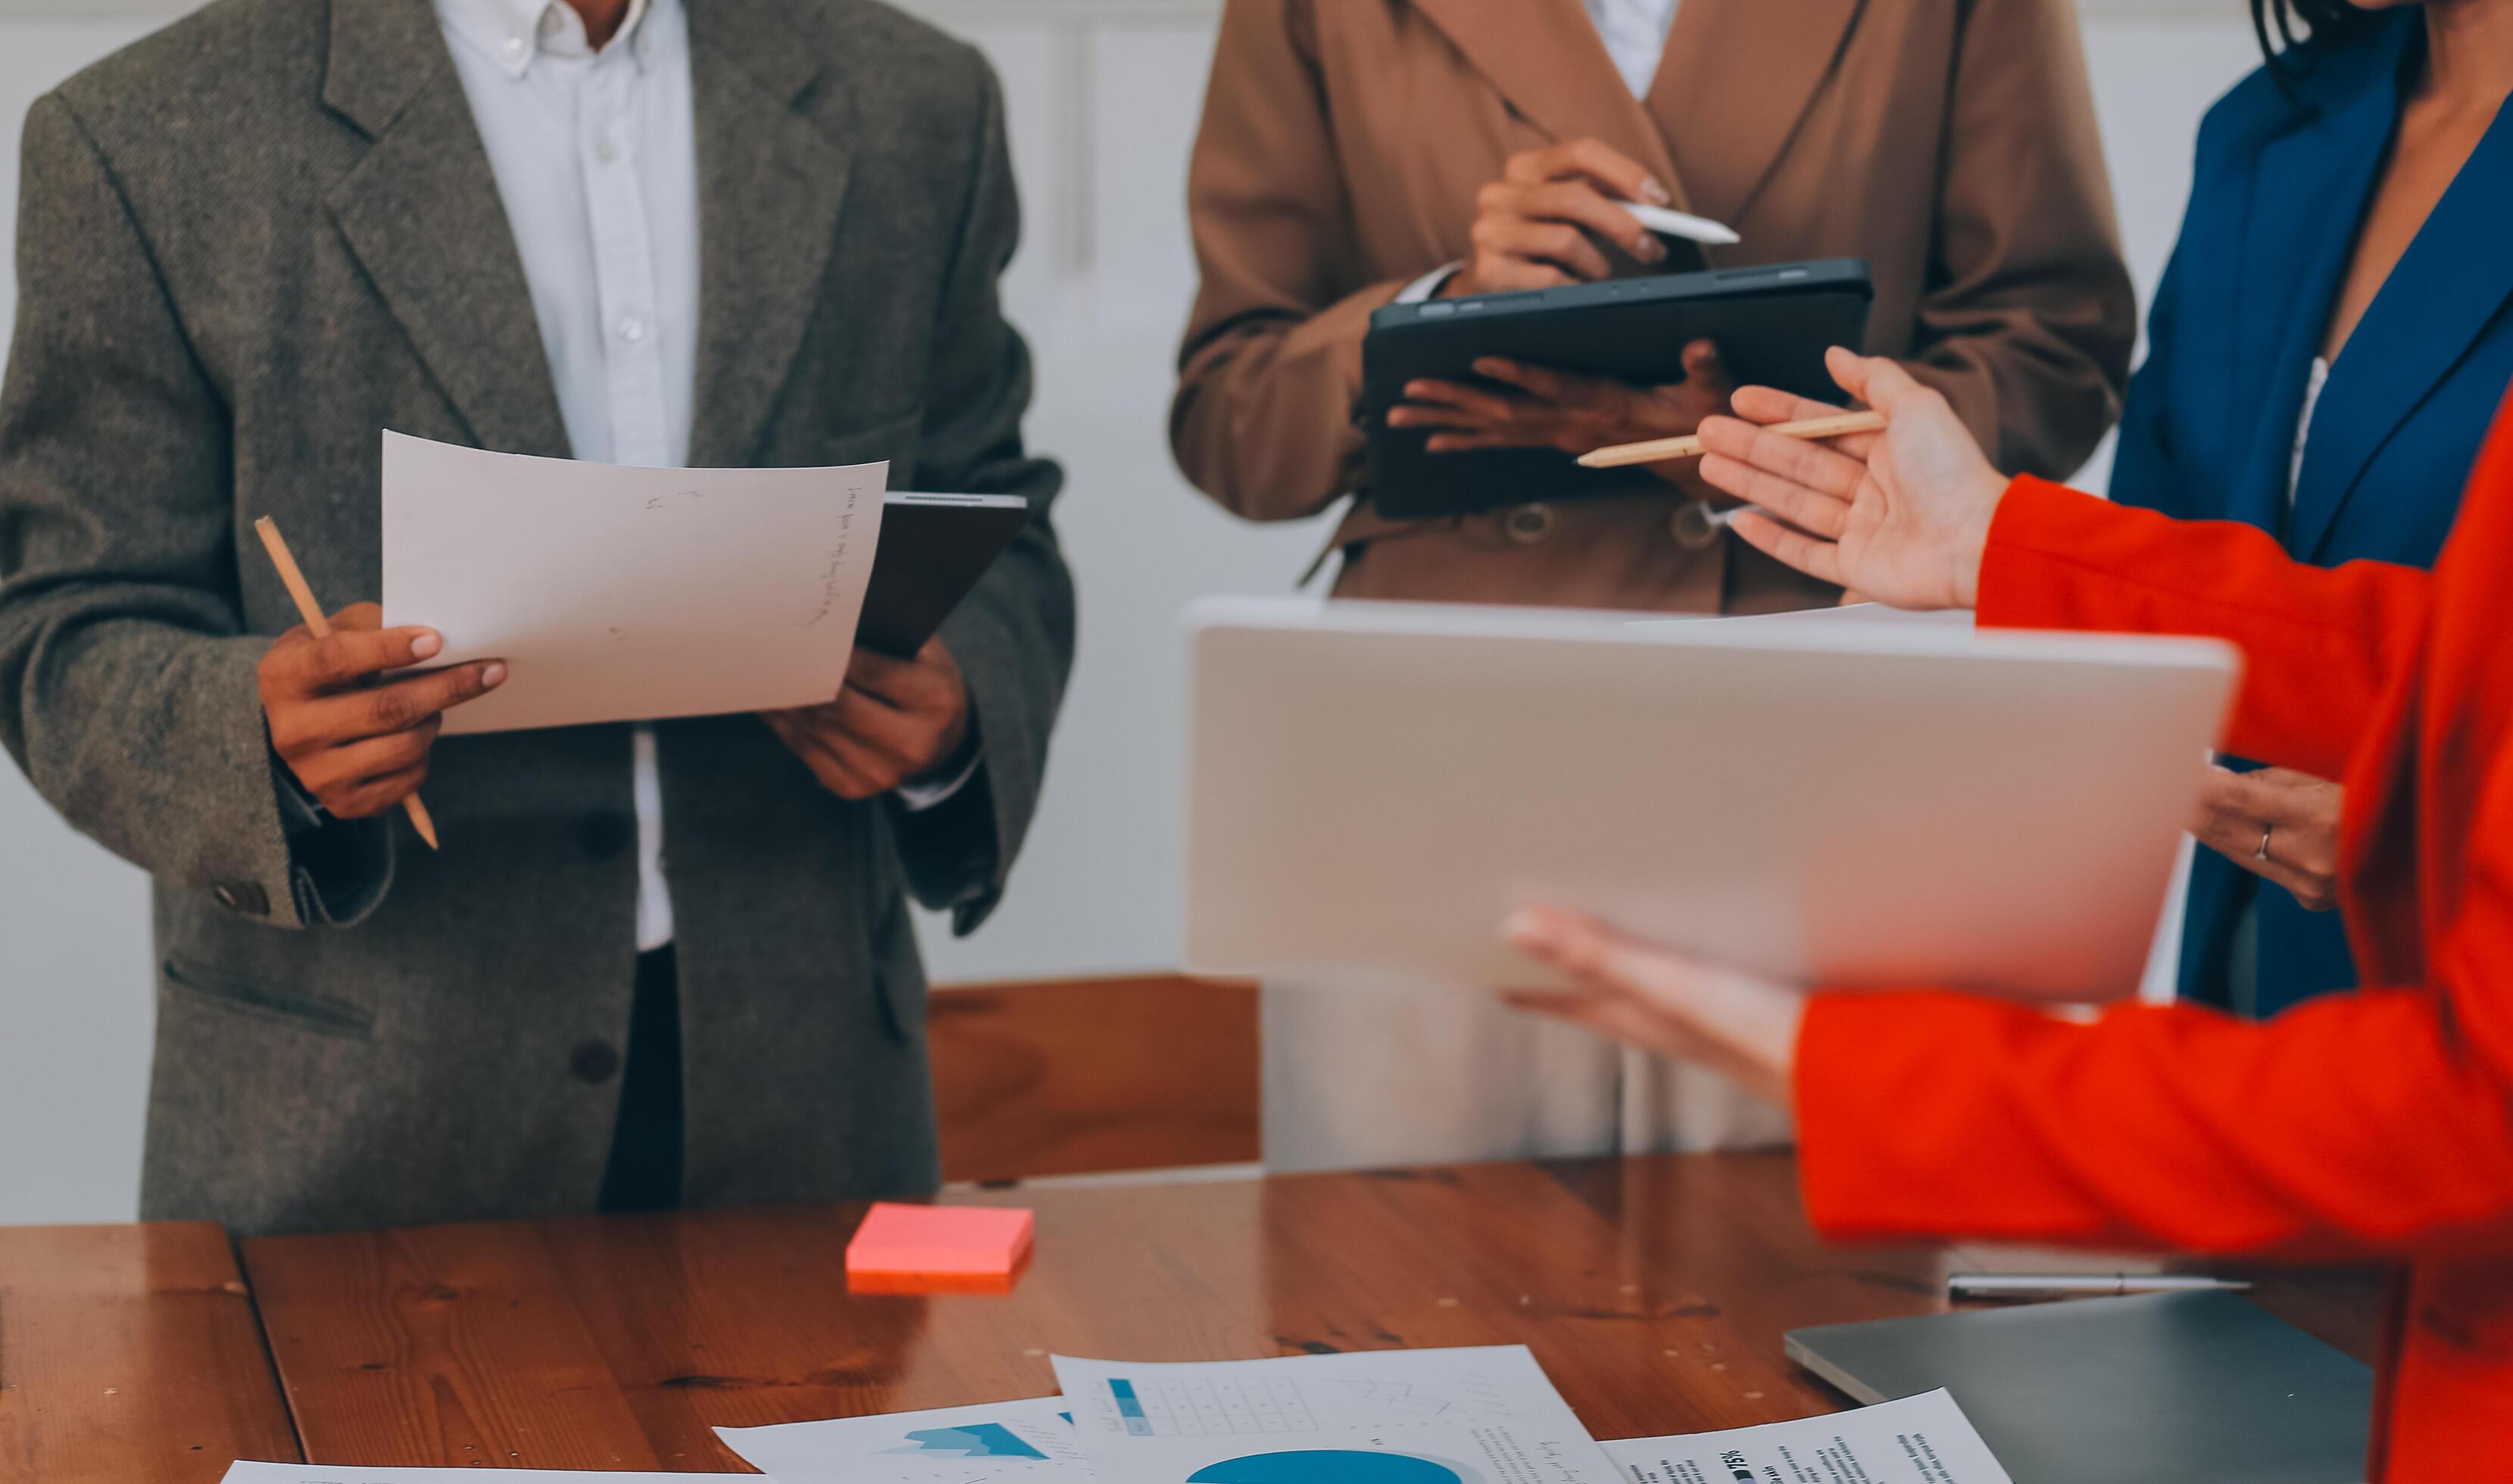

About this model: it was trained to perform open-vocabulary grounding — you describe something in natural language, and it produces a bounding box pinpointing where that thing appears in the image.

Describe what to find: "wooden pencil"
[252,516,440,851]
[1579,409,1890,468]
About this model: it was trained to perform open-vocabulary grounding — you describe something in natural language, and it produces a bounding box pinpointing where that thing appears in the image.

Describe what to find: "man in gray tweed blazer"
[0,0,1075,1236]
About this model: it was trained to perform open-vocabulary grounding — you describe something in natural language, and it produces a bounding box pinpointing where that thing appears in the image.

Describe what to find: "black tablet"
[857,492,1030,659]
[1360,258,1874,519]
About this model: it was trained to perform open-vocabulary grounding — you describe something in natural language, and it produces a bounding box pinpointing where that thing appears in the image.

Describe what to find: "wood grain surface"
[0,1223,299,1483]
[239,1152,2382,1472]
[927,976,1258,1183]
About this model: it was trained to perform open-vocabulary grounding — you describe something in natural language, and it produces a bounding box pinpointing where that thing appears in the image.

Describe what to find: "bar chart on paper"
[1096,1375,1319,1436]
[716,1396,1094,1484]
[890,1424,1054,1459]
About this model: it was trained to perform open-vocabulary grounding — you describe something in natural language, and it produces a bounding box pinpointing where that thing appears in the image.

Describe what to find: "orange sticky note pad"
[846,1202,1035,1292]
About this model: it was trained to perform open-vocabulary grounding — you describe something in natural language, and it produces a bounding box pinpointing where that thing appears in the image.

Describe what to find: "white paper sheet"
[1599,1391,2012,1484]
[382,431,888,735]
[1051,1347,1622,1484]
[716,1395,1094,1484]
[219,1466,710,1483]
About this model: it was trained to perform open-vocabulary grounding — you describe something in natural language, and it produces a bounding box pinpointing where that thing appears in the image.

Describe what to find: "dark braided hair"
[2251,0,2387,78]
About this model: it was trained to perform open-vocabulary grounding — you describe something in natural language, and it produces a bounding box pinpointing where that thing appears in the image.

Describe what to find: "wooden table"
[0,1223,299,1482]
[229,1153,2381,1473]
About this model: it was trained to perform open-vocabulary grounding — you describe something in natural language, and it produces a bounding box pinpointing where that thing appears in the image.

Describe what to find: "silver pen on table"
[1948,1272,2253,1301]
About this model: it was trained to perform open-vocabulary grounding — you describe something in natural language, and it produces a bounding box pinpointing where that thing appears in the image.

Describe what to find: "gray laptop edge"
[1785,1292,2372,1484]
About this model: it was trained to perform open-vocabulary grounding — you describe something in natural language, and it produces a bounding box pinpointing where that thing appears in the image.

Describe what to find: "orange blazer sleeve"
[1978,477,2431,780]
[1797,981,2513,1261]
[1797,478,2513,1263]
[1169,0,1409,523]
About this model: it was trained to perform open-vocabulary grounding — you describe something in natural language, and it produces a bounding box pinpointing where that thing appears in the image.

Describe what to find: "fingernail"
[1636,235,1666,262]
[1639,176,1672,206]
[1503,909,1547,946]
[411,632,442,660]
[481,662,507,688]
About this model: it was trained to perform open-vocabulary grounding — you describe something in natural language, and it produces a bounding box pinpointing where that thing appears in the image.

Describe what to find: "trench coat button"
[570,1040,622,1083]
[1671,500,1723,551]
[211,881,270,917]
[1503,503,1556,546]
[576,812,635,862]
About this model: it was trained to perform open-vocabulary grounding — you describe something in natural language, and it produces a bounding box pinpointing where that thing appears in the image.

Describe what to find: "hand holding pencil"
[253,517,504,848]
[1581,408,1888,468]
[1683,349,2014,612]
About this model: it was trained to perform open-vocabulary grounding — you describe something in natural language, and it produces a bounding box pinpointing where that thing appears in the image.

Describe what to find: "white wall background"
[0,0,2268,1224]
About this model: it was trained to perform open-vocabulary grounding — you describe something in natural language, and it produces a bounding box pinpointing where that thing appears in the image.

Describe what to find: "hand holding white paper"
[381,431,888,735]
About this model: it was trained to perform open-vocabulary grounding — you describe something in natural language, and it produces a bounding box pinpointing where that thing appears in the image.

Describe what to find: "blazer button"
[1503,503,1556,546]
[211,881,270,918]
[1671,500,1723,552]
[570,1040,622,1083]
[576,812,635,862]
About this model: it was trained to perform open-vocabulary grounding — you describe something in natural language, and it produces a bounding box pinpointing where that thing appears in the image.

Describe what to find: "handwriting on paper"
[807,485,869,628]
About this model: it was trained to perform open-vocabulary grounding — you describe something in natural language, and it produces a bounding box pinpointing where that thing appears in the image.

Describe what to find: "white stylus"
[1621,201,1742,247]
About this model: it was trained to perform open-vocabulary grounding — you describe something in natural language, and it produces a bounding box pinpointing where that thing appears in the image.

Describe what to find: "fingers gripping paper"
[381,431,888,735]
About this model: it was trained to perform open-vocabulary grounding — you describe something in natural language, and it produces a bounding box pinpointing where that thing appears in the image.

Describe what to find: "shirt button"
[617,316,648,344]
[570,1040,622,1083]
[502,34,529,62]
[1671,501,1723,551]
[1503,503,1556,546]
[595,138,620,166]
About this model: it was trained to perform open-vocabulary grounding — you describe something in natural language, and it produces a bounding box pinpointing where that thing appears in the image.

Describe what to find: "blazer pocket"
[160,958,375,1042]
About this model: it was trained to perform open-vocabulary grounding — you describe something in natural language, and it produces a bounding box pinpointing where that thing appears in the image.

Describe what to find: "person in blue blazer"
[2114,0,2513,1018]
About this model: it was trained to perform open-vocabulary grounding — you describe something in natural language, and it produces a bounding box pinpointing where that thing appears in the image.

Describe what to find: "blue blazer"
[2112,14,2513,1018]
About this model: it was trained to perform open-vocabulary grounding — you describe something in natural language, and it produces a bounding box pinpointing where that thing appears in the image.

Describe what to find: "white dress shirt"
[1584,0,1680,98]
[438,0,963,953]
[1396,0,1681,305]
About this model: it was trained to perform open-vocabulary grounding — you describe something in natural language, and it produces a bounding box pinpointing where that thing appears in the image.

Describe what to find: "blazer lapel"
[1408,0,1686,213]
[2226,30,2403,540]
[1645,0,1865,228]
[320,0,572,460]
[2293,93,2513,560]
[683,0,850,470]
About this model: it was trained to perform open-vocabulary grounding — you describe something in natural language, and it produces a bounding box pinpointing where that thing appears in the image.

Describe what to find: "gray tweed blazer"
[0,0,1074,1236]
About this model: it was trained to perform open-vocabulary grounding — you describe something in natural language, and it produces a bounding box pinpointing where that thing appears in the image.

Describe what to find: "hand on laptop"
[764,638,972,801]
[260,602,504,820]
[1500,905,1805,1107]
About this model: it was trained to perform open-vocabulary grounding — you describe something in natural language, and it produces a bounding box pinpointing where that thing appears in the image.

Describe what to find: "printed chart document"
[719,1395,1094,1484]
[382,431,888,734]
[1600,1392,2011,1484]
[219,1466,708,1483]
[1052,1346,1622,1484]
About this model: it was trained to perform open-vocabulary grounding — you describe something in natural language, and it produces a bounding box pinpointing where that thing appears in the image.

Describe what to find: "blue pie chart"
[1189,1451,1475,1484]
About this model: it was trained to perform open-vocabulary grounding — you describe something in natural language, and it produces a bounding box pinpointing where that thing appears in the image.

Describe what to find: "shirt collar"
[436,0,661,80]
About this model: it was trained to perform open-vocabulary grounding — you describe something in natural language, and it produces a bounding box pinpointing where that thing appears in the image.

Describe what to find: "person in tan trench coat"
[1172,0,2138,1171]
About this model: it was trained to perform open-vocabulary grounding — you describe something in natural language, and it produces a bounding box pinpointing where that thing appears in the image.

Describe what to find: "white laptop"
[1183,598,2238,1003]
